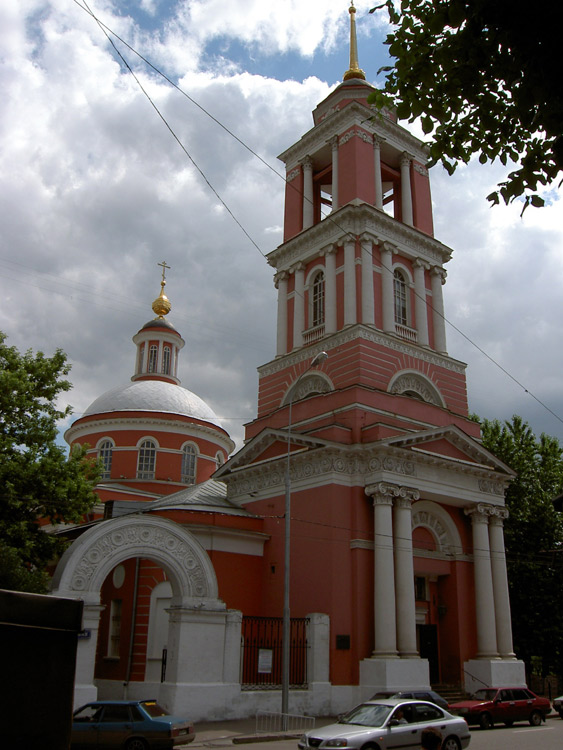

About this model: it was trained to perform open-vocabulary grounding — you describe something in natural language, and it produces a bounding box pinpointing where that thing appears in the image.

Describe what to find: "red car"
[449,687,551,729]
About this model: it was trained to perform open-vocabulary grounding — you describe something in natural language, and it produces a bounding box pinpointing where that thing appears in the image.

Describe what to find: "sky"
[1,0,562,452]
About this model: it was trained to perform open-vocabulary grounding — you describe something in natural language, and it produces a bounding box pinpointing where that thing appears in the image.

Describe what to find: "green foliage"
[0,332,99,593]
[481,416,563,675]
[369,0,562,210]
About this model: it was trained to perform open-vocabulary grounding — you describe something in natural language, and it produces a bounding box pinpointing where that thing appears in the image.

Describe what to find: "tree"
[480,415,563,677]
[369,0,562,211]
[0,332,99,593]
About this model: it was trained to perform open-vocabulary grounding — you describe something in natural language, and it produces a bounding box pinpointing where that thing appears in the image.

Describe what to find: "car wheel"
[442,735,461,750]
[504,721,513,727]
[479,712,493,730]
[361,743,380,750]
[124,738,148,750]
[529,710,543,726]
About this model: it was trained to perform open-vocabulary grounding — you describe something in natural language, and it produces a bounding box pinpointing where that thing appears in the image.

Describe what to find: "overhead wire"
[53,2,563,431]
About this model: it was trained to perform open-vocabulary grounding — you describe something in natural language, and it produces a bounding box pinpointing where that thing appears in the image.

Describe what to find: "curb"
[232,733,302,745]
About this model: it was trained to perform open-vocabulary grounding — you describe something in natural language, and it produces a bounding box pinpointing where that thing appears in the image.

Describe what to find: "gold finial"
[343,1,366,81]
[152,260,172,318]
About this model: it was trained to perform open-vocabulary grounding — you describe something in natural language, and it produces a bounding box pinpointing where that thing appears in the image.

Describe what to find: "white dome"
[83,380,221,426]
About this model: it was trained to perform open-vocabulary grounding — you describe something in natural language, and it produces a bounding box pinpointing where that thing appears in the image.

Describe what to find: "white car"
[298,698,470,750]
[553,695,563,718]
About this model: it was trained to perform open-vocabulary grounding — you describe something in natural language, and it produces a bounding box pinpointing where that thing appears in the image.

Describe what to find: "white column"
[400,152,413,226]
[430,267,447,354]
[275,271,288,357]
[292,263,305,349]
[142,342,149,373]
[360,236,375,326]
[324,245,337,335]
[157,341,164,372]
[489,511,516,659]
[367,483,398,657]
[380,243,395,333]
[302,156,314,229]
[330,136,339,211]
[373,137,383,210]
[413,260,429,347]
[394,492,419,658]
[465,505,500,659]
[344,240,357,326]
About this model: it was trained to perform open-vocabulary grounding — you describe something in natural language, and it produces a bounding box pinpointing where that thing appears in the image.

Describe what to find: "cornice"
[267,202,452,271]
[258,324,467,376]
[278,101,428,167]
[65,415,235,453]
[224,441,507,503]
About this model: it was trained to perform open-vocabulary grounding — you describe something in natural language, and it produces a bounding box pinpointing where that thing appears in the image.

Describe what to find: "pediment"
[214,427,335,477]
[379,425,515,476]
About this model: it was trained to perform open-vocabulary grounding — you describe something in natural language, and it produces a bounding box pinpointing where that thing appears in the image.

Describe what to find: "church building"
[51,4,525,721]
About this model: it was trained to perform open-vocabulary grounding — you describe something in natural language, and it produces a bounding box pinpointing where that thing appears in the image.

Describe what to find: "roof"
[146,479,254,516]
[83,379,221,426]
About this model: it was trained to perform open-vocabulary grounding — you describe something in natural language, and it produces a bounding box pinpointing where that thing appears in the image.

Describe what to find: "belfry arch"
[51,515,241,715]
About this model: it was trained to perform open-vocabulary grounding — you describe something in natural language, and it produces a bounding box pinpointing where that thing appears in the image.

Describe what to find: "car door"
[495,689,516,724]
[96,704,135,748]
[511,688,534,723]
[410,703,450,746]
[72,704,104,749]
[383,703,421,750]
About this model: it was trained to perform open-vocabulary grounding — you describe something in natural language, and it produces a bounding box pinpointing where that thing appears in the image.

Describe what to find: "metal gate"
[241,616,309,689]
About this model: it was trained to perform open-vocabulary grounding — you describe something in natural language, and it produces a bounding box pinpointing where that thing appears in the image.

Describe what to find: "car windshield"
[339,704,392,727]
[140,701,170,717]
[472,689,498,701]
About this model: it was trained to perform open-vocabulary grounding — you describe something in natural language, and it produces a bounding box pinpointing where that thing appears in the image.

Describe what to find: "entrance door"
[418,624,439,683]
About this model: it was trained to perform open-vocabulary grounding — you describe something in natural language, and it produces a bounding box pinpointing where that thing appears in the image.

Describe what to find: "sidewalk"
[190,717,335,747]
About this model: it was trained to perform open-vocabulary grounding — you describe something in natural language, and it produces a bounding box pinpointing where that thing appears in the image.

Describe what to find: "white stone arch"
[51,515,220,606]
[388,369,446,407]
[50,515,232,711]
[411,499,463,558]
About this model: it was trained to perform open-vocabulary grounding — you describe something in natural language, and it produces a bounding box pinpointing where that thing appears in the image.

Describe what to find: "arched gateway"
[51,515,242,716]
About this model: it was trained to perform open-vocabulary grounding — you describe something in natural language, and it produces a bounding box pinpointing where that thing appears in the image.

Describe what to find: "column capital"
[489,507,510,525]
[373,135,385,148]
[274,270,289,287]
[465,503,499,523]
[431,265,447,283]
[320,242,337,257]
[328,135,339,149]
[290,261,305,274]
[400,151,413,166]
[413,258,429,271]
[301,155,313,170]
[380,241,396,256]
[366,482,419,505]
[359,232,375,246]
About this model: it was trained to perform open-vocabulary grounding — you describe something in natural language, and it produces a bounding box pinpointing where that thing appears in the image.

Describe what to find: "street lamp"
[281,350,328,725]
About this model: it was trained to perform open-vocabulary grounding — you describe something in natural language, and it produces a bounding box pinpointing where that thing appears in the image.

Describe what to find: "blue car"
[71,699,195,750]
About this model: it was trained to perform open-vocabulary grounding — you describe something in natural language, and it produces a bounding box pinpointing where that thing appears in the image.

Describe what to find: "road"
[222,717,563,750]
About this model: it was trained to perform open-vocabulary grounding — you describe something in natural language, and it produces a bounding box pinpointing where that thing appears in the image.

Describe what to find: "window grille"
[137,439,156,479]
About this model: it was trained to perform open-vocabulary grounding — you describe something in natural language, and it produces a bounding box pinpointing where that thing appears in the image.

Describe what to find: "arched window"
[162,345,171,375]
[148,345,158,373]
[137,439,156,479]
[99,440,113,480]
[181,444,197,485]
[312,270,325,327]
[394,269,408,326]
[137,343,144,374]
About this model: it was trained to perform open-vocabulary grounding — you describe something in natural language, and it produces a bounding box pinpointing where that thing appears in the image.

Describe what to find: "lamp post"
[281,350,328,725]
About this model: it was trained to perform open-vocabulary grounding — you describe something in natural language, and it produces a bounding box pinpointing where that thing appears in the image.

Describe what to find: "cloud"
[1,0,562,455]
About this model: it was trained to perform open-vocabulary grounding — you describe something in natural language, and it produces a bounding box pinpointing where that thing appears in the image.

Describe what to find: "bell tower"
[247,2,477,446]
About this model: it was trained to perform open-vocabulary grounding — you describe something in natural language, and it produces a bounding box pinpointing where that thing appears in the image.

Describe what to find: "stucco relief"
[412,510,451,553]
[389,372,444,406]
[478,479,505,496]
[286,373,332,403]
[52,516,219,603]
[227,451,417,498]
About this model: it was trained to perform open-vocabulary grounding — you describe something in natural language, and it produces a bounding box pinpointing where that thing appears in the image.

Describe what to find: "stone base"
[464,659,526,695]
[359,657,430,701]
